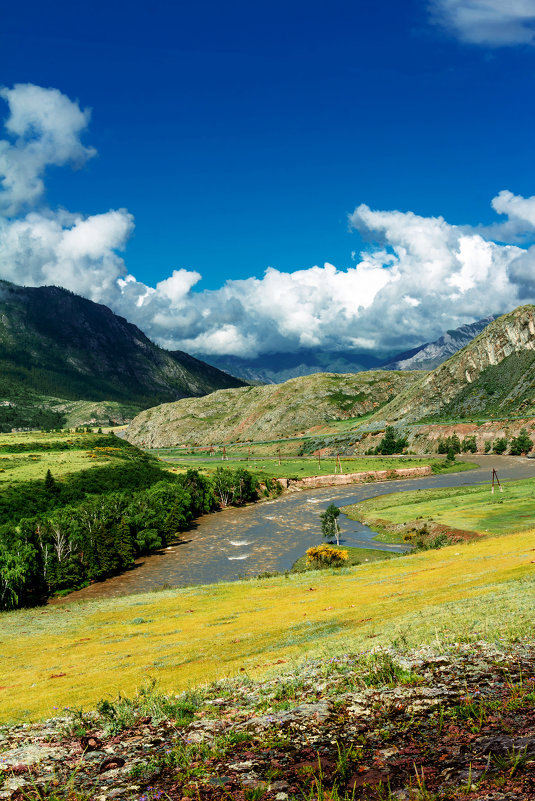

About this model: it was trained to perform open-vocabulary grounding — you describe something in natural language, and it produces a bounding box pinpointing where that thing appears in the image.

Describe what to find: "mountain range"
[0,280,244,430]
[199,316,498,383]
[0,278,517,437]
[125,305,535,447]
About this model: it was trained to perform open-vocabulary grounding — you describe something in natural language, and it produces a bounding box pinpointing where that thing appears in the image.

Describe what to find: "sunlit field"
[342,476,535,539]
[156,453,462,480]
[2,527,533,722]
[0,431,131,484]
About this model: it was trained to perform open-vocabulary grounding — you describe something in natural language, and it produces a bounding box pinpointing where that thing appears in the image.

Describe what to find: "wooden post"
[222,446,227,461]
[336,454,343,474]
[491,468,502,493]
[318,451,321,471]
[278,447,281,466]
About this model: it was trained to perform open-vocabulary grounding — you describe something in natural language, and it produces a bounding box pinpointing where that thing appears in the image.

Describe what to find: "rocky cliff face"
[368,305,535,425]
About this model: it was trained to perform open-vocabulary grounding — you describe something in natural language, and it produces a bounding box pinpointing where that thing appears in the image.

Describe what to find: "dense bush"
[306,544,348,568]
[493,438,508,454]
[461,435,477,453]
[437,434,461,455]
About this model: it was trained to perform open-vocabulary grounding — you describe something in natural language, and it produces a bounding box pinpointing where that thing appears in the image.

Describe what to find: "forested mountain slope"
[0,280,244,428]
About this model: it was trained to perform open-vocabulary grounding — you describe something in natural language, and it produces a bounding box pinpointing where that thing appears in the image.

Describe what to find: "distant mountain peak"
[197,315,500,383]
[380,315,499,372]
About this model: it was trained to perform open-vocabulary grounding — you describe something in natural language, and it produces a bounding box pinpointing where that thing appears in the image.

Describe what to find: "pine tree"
[44,469,59,494]
[164,498,186,544]
[116,517,134,568]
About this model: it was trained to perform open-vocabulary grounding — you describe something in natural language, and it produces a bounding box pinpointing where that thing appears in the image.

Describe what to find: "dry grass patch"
[1,529,534,722]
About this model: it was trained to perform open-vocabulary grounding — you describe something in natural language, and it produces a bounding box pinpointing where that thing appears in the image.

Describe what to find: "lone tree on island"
[320,503,341,546]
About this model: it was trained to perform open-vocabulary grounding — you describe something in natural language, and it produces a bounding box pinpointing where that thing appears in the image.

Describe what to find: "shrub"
[306,544,348,568]
[509,429,533,456]
[437,433,461,455]
[461,435,477,453]
[374,426,408,455]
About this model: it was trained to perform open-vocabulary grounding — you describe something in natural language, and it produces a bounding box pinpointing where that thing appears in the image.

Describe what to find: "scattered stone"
[1,641,535,799]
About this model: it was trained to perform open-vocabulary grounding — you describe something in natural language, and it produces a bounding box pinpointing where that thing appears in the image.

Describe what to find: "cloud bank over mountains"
[1,84,535,358]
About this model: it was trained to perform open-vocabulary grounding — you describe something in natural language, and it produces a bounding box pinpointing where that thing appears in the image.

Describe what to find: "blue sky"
[2,0,535,358]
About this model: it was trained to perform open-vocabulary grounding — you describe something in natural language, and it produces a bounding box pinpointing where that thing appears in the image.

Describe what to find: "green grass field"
[1,527,533,723]
[0,431,131,485]
[156,454,439,480]
[342,476,535,541]
[0,450,115,484]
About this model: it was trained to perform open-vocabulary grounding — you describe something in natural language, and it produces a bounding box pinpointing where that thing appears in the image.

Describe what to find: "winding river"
[57,455,535,603]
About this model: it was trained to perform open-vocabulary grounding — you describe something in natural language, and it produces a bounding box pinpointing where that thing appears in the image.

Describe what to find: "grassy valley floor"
[2,457,535,799]
[1,526,534,723]
[155,452,475,483]
[341,475,535,543]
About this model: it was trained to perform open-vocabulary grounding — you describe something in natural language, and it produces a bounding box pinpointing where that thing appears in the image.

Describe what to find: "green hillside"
[366,305,535,426]
[0,280,244,429]
[435,349,535,419]
[125,370,424,447]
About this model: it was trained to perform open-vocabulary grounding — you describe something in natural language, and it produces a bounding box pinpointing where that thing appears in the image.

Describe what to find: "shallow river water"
[57,455,535,602]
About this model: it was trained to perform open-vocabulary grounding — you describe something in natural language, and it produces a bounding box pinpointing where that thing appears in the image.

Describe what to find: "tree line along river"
[53,454,535,603]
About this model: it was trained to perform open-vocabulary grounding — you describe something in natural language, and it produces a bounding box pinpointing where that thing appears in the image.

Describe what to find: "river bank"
[51,454,535,604]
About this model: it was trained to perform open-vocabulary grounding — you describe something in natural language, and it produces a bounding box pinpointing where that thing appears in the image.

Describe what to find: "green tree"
[320,504,341,545]
[438,434,461,455]
[115,517,134,568]
[212,467,235,507]
[461,435,477,453]
[44,469,59,495]
[376,426,408,455]
[493,438,508,454]
[164,497,188,543]
[509,429,533,456]
[450,433,461,454]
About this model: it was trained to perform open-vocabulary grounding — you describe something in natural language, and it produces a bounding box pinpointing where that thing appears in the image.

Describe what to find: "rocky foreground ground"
[1,641,535,800]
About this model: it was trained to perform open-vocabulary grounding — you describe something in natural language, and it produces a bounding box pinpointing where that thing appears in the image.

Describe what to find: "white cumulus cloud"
[2,83,535,361]
[429,0,535,46]
[0,84,96,215]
